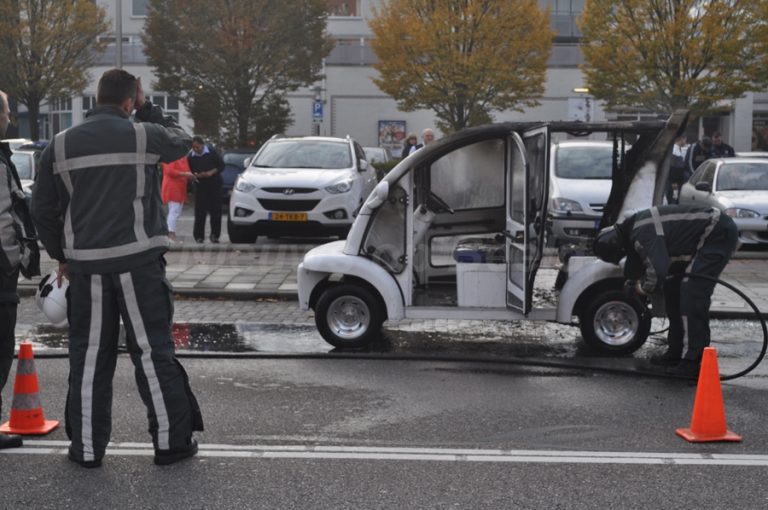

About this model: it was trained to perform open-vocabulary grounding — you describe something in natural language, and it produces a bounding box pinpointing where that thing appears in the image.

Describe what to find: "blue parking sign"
[312,100,323,120]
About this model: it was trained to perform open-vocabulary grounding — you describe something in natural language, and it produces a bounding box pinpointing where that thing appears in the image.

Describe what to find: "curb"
[166,242,321,253]
[17,285,299,301]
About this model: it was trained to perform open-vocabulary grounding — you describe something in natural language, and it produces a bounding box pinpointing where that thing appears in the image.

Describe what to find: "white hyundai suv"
[227,136,377,243]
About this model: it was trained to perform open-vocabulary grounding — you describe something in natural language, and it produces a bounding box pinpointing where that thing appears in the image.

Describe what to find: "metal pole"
[116,0,123,68]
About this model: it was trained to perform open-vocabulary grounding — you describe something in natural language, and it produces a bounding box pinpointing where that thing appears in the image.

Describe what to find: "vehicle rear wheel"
[315,283,384,348]
[227,216,258,244]
[578,290,650,354]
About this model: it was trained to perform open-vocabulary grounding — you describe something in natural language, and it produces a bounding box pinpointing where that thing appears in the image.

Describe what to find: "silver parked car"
[10,149,37,198]
[548,140,617,244]
[362,146,392,164]
[678,157,768,245]
[228,136,377,243]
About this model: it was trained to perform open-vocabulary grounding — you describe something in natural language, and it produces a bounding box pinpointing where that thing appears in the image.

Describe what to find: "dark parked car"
[222,149,258,200]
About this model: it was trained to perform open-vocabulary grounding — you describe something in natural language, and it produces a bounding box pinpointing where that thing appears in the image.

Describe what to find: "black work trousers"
[193,183,222,241]
[66,258,203,463]
[665,215,739,361]
[0,268,19,418]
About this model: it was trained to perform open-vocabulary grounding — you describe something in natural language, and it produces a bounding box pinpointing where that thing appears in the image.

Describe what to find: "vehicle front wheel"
[578,290,650,354]
[227,216,258,244]
[315,283,384,349]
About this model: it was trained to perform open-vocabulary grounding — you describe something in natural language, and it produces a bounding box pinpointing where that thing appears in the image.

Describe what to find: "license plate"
[269,212,308,222]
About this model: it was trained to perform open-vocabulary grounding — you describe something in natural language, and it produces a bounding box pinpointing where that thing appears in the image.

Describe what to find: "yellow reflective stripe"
[53,153,160,174]
[63,235,169,261]
[132,124,149,244]
[650,207,664,235]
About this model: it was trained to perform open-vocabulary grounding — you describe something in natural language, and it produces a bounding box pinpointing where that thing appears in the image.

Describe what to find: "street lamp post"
[116,0,123,68]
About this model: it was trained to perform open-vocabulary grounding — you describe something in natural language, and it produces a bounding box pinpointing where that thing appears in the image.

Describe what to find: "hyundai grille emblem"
[284,188,295,195]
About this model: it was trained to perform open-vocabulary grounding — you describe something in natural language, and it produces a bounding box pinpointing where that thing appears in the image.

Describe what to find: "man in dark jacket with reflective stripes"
[594,205,738,377]
[31,69,203,467]
[0,90,24,449]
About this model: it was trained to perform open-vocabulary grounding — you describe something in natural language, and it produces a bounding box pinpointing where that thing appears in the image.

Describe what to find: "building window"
[82,95,96,112]
[539,0,584,38]
[753,116,768,151]
[326,0,360,17]
[132,0,148,16]
[148,95,180,120]
[50,97,73,136]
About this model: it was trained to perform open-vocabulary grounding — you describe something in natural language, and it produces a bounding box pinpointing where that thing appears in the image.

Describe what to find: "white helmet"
[36,270,69,327]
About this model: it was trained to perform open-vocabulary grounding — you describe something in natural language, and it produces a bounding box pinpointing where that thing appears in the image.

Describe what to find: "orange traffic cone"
[676,347,741,442]
[0,342,59,435]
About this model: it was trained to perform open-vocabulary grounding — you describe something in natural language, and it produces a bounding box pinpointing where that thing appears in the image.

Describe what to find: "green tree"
[369,0,553,134]
[579,0,768,117]
[0,0,109,140]
[143,0,333,148]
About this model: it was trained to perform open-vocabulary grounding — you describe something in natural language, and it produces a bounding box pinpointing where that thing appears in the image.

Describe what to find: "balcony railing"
[91,43,148,66]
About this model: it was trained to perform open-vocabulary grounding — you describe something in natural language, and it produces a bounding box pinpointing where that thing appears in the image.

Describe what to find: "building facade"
[14,0,767,153]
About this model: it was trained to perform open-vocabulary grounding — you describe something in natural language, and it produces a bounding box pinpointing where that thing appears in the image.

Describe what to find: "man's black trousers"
[0,268,19,418]
[66,259,203,463]
[664,215,740,361]
[193,183,222,241]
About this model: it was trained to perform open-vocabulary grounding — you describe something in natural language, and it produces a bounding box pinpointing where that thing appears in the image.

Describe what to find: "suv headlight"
[725,207,759,218]
[551,197,583,214]
[325,180,353,194]
[235,177,256,193]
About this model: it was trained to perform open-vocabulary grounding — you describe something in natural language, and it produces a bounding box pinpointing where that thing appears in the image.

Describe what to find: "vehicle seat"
[452,236,505,264]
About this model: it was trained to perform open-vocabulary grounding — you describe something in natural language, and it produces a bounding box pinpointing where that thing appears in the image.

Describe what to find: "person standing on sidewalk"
[0,90,26,449]
[161,155,196,243]
[593,205,738,378]
[31,69,204,467]
[188,136,224,243]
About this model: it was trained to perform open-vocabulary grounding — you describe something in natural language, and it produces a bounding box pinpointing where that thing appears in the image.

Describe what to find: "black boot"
[0,433,23,449]
[67,448,102,468]
[154,439,198,466]
[650,350,682,366]
[666,359,701,378]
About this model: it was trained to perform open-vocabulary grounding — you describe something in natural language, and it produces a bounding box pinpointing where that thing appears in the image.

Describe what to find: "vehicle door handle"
[502,230,525,242]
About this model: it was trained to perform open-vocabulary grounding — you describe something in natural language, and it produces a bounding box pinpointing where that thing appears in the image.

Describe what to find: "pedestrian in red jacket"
[161,156,196,242]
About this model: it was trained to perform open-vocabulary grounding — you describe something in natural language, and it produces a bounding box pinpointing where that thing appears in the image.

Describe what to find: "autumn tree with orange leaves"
[580,0,768,117]
[0,0,109,140]
[143,0,333,147]
[370,0,553,133]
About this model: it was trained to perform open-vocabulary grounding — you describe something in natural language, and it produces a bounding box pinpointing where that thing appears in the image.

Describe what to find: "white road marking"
[2,440,768,466]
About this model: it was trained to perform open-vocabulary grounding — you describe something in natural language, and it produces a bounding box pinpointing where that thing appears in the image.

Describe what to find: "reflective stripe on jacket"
[619,205,724,294]
[31,103,191,274]
[0,144,20,274]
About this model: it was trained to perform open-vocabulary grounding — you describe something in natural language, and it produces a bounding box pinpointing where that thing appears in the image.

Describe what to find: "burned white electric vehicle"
[297,112,689,352]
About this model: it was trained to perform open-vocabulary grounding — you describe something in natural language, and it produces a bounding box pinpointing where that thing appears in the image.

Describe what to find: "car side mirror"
[695,182,712,193]
[243,157,252,167]
[359,159,368,172]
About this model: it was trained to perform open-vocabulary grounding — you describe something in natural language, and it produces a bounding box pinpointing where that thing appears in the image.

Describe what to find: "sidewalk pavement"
[17,242,768,317]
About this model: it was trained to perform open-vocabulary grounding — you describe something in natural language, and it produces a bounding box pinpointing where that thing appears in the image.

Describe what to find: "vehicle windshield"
[716,163,768,191]
[223,152,254,168]
[10,152,32,179]
[555,145,615,179]
[364,148,386,162]
[253,140,352,170]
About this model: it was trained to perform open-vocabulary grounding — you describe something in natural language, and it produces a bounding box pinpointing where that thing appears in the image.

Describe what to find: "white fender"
[297,240,405,320]
[556,256,625,323]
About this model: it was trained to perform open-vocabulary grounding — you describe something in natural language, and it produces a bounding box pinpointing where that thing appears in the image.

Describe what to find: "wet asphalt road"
[5,208,768,507]
[2,356,768,509]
